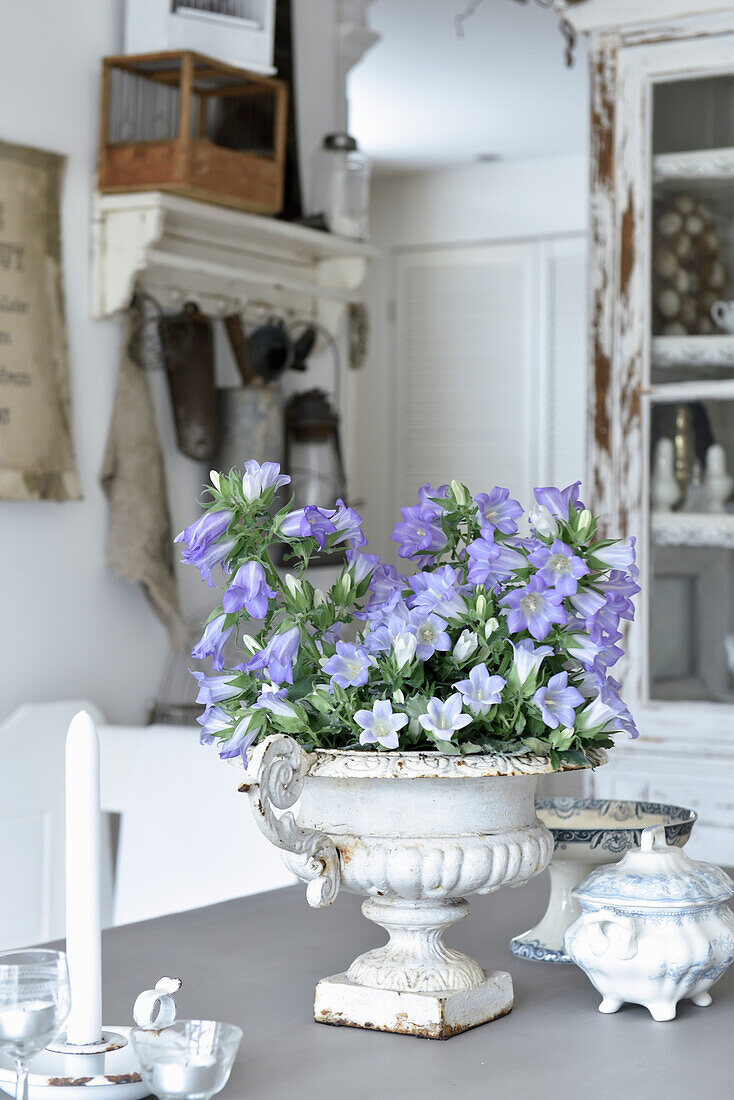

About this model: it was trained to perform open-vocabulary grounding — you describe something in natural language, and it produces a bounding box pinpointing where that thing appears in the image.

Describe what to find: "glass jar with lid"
[312,132,371,241]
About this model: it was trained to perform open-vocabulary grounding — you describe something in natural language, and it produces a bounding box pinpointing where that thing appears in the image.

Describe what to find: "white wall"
[0,1,343,726]
[0,1,165,726]
[350,154,589,563]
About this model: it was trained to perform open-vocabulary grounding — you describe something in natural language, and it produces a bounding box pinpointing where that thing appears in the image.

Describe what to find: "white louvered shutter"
[542,237,588,491]
[394,242,534,513]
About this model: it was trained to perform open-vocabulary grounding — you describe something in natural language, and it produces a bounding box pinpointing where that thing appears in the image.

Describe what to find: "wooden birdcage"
[98,50,287,214]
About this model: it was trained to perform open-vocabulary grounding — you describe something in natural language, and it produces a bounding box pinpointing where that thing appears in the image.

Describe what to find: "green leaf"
[549,727,575,751]
[560,749,593,769]
[306,691,333,714]
[522,736,550,754]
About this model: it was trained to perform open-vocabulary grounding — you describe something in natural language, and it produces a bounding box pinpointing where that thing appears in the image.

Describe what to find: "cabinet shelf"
[652,335,734,369]
[653,146,734,184]
[652,512,734,548]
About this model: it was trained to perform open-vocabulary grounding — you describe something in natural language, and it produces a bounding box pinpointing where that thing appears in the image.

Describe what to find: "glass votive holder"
[131,1019,242,1100]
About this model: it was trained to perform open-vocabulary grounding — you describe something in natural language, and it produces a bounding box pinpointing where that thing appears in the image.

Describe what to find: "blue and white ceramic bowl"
[509,798,696,963]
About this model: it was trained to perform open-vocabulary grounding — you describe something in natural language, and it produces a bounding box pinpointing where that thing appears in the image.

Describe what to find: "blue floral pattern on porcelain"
[535,797,696,854]
[564,825,734,1021]
[509,936,569,964]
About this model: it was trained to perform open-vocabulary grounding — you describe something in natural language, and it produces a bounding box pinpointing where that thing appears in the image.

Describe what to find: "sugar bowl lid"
[573,825,734,910]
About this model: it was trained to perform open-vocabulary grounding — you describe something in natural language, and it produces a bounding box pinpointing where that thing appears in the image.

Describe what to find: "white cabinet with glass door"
[563,1,734,860]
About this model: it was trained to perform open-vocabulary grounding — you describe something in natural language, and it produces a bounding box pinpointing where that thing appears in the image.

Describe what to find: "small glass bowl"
[131,1019,242,1100]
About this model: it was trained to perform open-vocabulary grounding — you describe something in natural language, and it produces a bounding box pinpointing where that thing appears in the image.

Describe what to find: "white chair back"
[100,723,296,927]
[0,700,114,951]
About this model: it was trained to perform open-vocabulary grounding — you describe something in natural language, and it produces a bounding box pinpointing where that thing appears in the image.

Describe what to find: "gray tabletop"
[98,876,732,1100]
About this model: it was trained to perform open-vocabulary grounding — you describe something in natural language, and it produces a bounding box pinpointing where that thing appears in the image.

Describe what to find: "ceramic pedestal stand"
[238,736,605,1039]
[509,798,697,963]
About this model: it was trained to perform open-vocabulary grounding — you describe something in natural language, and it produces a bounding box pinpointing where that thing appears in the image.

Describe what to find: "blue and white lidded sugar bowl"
[564,824,734,1021]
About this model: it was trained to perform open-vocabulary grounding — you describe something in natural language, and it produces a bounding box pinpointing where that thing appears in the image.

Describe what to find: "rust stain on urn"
[316,1004,512,1040]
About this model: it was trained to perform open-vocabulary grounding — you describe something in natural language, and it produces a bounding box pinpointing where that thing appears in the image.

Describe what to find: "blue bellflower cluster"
[178,460,639,767]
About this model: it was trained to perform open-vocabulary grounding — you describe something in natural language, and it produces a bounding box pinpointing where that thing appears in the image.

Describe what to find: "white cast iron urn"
[564,824,734,1021]
[238,734,602,1039]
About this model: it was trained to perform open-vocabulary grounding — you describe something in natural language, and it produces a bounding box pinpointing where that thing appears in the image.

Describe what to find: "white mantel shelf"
[91,191,377,323]
[652,511,734,548]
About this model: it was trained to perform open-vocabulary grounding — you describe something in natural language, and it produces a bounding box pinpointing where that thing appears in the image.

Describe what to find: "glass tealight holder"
[131,1019,242,1100]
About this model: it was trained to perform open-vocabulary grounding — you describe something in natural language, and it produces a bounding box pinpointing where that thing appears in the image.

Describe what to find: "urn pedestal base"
[314,969,513,1040]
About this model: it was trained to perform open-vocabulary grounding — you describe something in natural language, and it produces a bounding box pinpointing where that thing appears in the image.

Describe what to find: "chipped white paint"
[307,745,607,779]
[133,978,182,1031]
[575,2,734,860]
[239,736,568,1037]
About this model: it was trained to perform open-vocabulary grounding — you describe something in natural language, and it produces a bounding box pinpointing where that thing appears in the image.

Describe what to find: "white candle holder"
[0,978,181,1100]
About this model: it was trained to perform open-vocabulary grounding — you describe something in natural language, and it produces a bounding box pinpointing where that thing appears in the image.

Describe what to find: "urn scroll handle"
[585,909,638,961]
[239,733,341,908]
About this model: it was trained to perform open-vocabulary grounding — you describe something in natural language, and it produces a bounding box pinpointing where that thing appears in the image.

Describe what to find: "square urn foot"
[314,970,513,1039]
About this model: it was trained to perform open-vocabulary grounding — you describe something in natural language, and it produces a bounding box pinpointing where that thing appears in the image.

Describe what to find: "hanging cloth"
[100,314,186,649]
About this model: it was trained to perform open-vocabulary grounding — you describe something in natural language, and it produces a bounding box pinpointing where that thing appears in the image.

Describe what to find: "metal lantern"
[283,387,347,563]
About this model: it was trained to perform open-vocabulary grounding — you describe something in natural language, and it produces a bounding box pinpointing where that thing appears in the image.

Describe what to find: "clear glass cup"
[131,1019,242,1100]
[0,949,71,1100]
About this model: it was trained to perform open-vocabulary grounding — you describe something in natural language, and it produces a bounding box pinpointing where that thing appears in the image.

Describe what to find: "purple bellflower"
[418,694,473,740]
[474,487,523,536]
[196,705,232,745]
[189,670,240,708]
[508,639,553,688]
[217,714,260,762]
[320,642,373,689]
[354,699,408,749]
[277,506,337,549]
[529,539,589,596]
[330,499,368,548]
[410,613,451,660]
[222,561,276,618]
[409,565,466,620]
[592,537,637,571]
[247,625,301,684]
[252,685,298,719]
[532,671,584,729]
[191,614,234,671]
[175,510,234,585]
[392,506,447,560]
[466,536,525,588]
[346,549,380,584]
[241,460,290,502]
[533,481,584,519]
[454,664,506,715]
[501,576,567,641]
[362,604,412,656]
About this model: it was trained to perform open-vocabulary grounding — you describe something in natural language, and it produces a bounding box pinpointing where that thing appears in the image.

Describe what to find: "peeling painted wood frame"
[585,19,734,844]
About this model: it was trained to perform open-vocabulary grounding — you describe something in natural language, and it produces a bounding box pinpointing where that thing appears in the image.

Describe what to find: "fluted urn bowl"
[509,797,697,964]
[239,736,604,1038]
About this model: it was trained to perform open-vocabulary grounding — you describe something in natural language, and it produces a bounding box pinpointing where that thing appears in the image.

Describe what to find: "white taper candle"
[65,710,103,1046]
